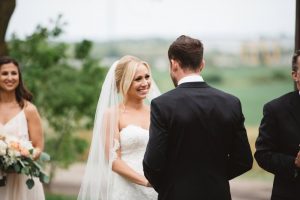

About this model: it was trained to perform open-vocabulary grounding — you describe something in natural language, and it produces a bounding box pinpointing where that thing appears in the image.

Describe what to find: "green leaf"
[32,161,42,170]
[29,149,34,155]
[17,159,26,168]
[39,152,51,162]
[13,163,21,173]
[21,167,30,175]
[39,173,50,184]
[26,179,35,189]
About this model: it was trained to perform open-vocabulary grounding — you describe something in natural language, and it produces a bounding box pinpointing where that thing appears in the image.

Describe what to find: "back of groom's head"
[168,35,204,71]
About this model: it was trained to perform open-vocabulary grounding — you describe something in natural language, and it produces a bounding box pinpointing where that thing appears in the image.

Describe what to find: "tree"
[8,16,107,184]
[0,0,16,56]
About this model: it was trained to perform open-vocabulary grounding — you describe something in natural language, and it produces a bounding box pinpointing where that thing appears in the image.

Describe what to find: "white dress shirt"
[178,74,204,85]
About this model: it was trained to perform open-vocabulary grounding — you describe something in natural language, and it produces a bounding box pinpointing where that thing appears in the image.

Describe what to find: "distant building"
[240,37,293,67]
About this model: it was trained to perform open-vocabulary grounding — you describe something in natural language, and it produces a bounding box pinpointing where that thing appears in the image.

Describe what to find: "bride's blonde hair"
[115,55,151,98]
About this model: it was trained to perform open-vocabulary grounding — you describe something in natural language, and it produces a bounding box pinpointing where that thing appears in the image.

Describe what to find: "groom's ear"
[199,59,205,72]
[171,59,179,72]
[292,70,299,83]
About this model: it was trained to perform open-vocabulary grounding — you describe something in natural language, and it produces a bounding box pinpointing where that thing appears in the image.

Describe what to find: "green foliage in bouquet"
[0,133,50,189]
[22,152,51,189]
[0,152,50,189]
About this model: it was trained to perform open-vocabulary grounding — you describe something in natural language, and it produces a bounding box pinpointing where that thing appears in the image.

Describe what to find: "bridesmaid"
[0,56,45,200]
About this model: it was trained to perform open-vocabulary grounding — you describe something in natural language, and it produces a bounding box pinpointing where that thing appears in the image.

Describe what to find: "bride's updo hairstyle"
[115,55,151,98]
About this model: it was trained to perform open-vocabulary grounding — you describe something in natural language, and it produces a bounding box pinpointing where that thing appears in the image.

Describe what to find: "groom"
[143,35,253,200]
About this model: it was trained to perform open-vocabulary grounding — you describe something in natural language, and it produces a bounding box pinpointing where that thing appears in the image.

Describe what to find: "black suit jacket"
[143,82,253,200]
[255,91,300,200]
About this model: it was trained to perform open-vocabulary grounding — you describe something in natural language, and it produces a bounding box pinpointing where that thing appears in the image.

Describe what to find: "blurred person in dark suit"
[255,50,300,200]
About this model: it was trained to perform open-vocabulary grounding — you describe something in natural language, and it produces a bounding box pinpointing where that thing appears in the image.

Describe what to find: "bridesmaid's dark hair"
[0,56,33,108]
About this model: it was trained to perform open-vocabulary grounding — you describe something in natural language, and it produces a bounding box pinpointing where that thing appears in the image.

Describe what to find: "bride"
[78,55,160,200]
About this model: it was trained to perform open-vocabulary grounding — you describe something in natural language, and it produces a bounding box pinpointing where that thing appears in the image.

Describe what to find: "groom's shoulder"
[151,88,177,103]
[264,91,295,109]
[153,86,240,103]
[209,86,240,102]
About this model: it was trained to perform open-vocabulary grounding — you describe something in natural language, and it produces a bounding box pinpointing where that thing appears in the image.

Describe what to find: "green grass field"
[46,194,76,200]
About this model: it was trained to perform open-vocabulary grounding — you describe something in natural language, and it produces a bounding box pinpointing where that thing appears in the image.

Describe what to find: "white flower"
[8,149,21,157]
[3,155,16,166]
[0,140,7,156]
[20,140,33,150]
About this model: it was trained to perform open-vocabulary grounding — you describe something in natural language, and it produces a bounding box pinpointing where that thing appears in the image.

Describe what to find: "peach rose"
[9,141,20,151]
[20,147,30,157]
[0,134,5,141]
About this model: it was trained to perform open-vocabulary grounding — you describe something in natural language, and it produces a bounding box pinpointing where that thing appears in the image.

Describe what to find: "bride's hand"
[33,147,42,160]
[145,180,152,187]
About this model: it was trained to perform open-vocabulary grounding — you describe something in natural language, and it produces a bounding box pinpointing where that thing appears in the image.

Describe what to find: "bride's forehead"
[134,64,149,74]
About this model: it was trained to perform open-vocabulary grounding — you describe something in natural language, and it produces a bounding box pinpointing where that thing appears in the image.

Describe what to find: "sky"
[7,0,296,41]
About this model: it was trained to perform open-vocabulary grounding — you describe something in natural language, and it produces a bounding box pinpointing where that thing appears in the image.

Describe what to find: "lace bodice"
[119,125,149,172]
[111,124,157,200]
[120,125,149,151]
[0,110,29,140]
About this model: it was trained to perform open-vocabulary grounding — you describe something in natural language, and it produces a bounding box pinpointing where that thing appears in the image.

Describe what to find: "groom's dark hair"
[168,35,203,71]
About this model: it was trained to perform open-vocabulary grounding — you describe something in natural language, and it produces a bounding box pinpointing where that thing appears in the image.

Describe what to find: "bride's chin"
[139,94,148,100]
[137,91,148,97]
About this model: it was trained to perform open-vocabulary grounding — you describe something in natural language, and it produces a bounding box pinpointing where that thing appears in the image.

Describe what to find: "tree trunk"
[0,0,16,56]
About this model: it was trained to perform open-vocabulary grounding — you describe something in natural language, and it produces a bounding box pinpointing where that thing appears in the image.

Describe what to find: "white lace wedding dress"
[0,110,45,200]
[111,125,157,200]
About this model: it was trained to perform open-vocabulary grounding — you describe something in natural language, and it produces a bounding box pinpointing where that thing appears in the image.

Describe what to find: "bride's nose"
[141,78,148,86]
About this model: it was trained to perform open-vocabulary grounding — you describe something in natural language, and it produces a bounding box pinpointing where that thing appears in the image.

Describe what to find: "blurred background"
[0,0,297,199]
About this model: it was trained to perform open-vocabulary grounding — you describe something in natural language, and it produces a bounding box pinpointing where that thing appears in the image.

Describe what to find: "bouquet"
[0,132,50,189]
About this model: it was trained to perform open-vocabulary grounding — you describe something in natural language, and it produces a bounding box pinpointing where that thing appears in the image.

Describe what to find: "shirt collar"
[178,75,204,85]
